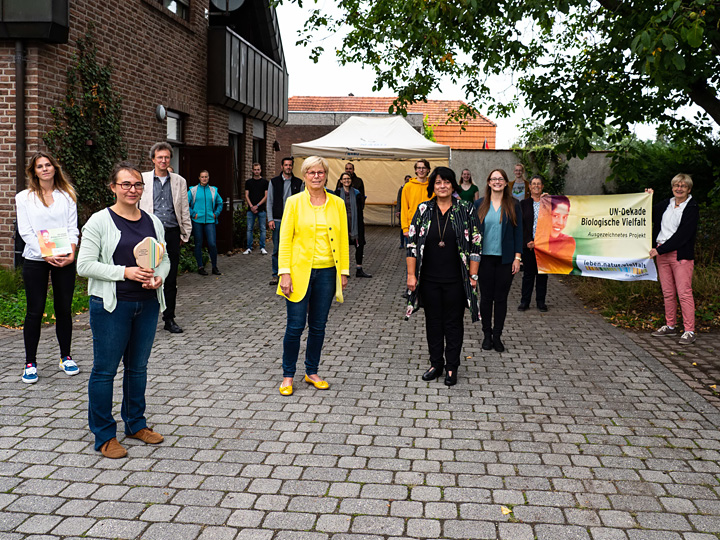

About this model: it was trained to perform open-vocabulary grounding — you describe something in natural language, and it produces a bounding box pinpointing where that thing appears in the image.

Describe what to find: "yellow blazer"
[277,190,350,303]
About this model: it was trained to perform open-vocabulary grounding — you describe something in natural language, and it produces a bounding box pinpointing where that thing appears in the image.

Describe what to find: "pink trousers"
[656,251,695,332]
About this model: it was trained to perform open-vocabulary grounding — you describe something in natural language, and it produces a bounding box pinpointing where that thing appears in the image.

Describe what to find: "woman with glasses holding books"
[16,152,80,384]
[77,161,169,459]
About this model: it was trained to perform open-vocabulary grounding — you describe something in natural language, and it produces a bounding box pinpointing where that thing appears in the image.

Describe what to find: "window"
[166,110,183,144]
[163,0,189,20]
[166,110,184,173]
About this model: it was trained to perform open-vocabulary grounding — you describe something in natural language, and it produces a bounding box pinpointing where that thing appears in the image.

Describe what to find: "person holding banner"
[77,161,170,459]
[406,167,481,387]
[16,152,80,384]
[519,175,549,312]
[648,174,699,345]
[474,169,523,352]
[534,196,577,275]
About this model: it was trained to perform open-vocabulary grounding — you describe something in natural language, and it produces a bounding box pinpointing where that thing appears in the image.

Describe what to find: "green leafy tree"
[288,0,720,158]
[45,27,126,222]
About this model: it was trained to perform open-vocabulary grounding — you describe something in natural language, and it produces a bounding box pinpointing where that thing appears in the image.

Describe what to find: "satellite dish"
[210,0,245,11]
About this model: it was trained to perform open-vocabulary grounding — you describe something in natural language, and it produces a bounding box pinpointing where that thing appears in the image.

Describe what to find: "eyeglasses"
[307,170,326,177]
[489,177,505,182]
[415,166,428,170]
[117,182,145,191]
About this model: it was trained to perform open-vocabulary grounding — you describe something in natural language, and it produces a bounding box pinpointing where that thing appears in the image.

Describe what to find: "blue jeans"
[282,267,336,378]
[246,211,267,250]
[271,220,281,277]
[192,221,217,269]
[88,296,159,450]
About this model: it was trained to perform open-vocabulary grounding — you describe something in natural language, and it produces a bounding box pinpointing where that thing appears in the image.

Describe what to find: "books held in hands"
[38,228,71,257]
[133,237,165,269]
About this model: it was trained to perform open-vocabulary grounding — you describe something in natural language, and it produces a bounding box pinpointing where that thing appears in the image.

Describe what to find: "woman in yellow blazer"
[277,156,350,395]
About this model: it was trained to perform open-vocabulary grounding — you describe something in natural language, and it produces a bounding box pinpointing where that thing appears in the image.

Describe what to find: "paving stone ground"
[2,225,720,540]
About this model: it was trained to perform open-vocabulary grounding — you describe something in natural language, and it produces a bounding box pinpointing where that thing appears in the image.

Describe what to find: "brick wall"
[0,0,283,267]
[0,46,17,265]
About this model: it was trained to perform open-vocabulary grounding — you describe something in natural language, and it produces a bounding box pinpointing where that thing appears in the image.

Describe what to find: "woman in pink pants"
[647,174,699,345]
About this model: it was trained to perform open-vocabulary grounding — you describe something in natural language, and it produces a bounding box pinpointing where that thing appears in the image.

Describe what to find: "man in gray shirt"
[139,142,191,333]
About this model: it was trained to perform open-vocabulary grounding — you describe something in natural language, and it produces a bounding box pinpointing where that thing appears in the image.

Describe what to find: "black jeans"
[420,279,466,372]
[479,255,514,337]
[352,239,364,266]
[163,226,181,321]
[521,248,548,306]
[22,259,76,364]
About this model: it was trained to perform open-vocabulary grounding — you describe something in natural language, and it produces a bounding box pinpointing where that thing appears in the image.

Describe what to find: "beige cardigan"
[139,171,192,242]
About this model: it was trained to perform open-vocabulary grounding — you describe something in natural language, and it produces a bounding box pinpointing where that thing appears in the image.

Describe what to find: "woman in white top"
[16,152,80,384]
[647,174,700,345]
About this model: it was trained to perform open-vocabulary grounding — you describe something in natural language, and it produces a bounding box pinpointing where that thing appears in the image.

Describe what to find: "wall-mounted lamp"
[155,105,167,122]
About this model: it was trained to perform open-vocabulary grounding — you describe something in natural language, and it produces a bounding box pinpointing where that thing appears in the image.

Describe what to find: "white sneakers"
[260,248,268,255]
[242,248,252,255]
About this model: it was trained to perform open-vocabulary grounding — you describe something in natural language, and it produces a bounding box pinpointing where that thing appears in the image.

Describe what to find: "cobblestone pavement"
[628,329,720,409]
[3,225,720,540]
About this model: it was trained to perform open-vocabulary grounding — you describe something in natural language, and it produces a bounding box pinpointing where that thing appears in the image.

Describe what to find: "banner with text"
[534,193,657,281]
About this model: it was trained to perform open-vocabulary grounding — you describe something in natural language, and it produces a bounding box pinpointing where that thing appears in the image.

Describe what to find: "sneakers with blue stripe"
[59,356,79,376]
[22,363,38,384]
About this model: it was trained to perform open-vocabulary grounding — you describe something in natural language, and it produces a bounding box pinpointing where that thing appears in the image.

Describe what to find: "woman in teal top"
[473,168,523,353]
[458,169,479,202]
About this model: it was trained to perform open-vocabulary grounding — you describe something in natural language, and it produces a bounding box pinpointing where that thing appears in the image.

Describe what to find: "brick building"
[275,96,496,174]
[0,0,288,267]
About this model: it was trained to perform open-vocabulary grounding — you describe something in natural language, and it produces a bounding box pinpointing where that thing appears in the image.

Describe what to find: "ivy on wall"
[422,114,437,142]
[44,27,127,222]
[512,145,568,195]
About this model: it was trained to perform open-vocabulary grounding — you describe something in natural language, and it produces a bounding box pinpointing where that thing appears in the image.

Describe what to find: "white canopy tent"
[291,116,451,225]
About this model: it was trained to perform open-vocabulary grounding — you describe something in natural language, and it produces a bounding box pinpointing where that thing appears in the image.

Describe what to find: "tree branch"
[688,80,720,125]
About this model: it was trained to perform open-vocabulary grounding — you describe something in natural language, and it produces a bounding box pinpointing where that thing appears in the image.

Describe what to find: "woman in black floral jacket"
[405,167,482,386]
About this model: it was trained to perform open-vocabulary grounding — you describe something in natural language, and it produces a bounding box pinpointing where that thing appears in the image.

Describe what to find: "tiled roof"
[288,96,496,150]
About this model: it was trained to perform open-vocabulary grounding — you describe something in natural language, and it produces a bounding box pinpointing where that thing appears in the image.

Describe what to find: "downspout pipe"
[15,41,25,267]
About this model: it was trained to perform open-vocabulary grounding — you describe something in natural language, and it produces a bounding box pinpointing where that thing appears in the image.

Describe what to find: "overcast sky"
[275,2,659,148]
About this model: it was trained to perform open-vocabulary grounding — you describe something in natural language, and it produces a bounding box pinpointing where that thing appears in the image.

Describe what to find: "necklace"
[436,205,450,247]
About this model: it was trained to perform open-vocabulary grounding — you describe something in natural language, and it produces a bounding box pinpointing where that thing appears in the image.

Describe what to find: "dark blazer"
[652,196,699,261]
[334,186,366,246]
[474,198,523,264]
[520,197,536,247]
[269,174,303,220]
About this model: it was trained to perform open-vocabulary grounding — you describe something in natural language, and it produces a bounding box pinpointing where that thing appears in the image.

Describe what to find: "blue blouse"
[482,204,503,256]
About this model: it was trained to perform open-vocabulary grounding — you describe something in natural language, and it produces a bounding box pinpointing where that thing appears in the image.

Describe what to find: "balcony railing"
[208,25,288,126]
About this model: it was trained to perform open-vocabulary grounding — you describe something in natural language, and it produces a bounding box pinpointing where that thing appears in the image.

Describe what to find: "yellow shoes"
[304,375,329,390]
[280,376,329,394]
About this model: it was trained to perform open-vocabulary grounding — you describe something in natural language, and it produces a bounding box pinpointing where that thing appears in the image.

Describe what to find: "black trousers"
[163,226,181,321]
[349,236,364,266]
[520,248,548,306]
[22,259,76,363]
[479,255,514,337]
[420,279,466,372]
[355,243,364,266]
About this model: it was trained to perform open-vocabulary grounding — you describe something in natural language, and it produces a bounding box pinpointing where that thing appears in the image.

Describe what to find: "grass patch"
[564,263,720,330]
[0,266,89,329]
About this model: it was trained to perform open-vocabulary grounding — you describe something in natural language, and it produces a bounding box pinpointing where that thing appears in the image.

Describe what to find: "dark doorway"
[180,146,235,253]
